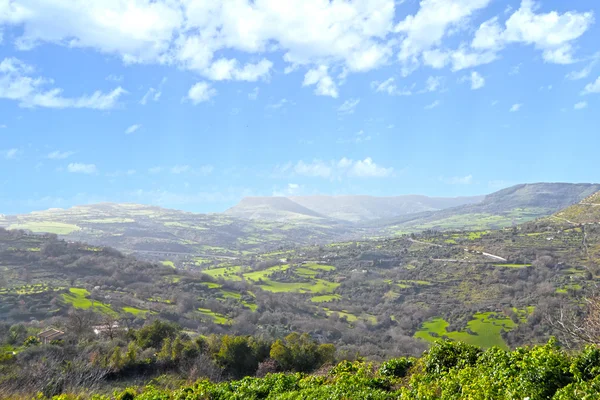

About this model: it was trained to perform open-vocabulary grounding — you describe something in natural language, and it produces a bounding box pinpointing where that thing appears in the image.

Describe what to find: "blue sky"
[0,0,599,214]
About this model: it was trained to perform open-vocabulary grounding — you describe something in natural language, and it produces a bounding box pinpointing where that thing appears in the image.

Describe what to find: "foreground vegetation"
[7,337,600,399]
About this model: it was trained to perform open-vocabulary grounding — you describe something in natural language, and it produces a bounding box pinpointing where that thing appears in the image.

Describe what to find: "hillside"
[227,194,484,222]
[4,195,600,359]
[224,196,329,221]
[551,191,600,225]
[0,203,353,260]
[371,183,600,234]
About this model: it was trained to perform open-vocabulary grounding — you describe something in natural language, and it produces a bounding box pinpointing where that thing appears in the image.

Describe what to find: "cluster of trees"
[0,318,337,397]
[30,339,600,399]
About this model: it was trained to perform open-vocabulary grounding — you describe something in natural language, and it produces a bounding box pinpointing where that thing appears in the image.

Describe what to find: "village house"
[37,328,65,344]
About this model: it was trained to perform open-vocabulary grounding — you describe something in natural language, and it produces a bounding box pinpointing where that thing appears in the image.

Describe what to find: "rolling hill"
[369,183,600,234]
[226,194,484,222]
[0,183,597,262]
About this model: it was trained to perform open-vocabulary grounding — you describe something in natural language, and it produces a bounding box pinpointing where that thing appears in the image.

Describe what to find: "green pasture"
[415,312,519,349]
[9,222,80,235]
[62,288,116,315]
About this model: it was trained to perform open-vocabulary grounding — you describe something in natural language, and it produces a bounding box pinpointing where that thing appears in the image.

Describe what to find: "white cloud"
[347,157,392,177]
[574,101,587,110]
[464,71,485,89]
[0,124,6,128]
[566,56,599,80]
[582,77,600,95]
[0,0,593,94]
[125,124,142,134]
[164,164,213,175]
[395,0,492,74]
[47,150,75,160]
[273,183,302,196]
[371,77,412,96]
[3,148,19,160]
[106,74,123,82]
[303,66,338,98]
[277,157,393,179]
[442,175,473,185]
[510,103,523,112]
[248,87,259,100]
[424,76,443,92]
[187,81,217,104]
[337,98,360,115]
[202,58,272,82]
[67,163,97,174]
[148,166,163,174]
[267,98,289,110]
[424,100,440,110]
[140,87,161,104]
[472,1,594,64]
[0,57,126,109]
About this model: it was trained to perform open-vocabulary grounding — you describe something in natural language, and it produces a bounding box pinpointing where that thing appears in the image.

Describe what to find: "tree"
[270,333,334,373]
[215,335,261,379]
[546,296,600,348]
[136,320,180,349]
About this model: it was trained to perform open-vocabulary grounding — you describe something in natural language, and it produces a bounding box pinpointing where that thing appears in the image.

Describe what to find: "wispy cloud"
[47,150,75,160]
[582,77,600,95]
[0,58,126,109]
[424,100,440,110]
[67,163,97,174]
[140,77,166,105]
[371,78,412,96]
[574,101,588,110]
[275,157,393,179]
[509,103,523,112]
[248,87,259,100]
[3,148,19,160]
[266,98,289,109]
[337,98,360,115]
[125,124,142,134]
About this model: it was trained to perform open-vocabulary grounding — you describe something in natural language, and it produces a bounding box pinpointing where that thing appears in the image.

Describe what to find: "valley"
[2,186,600,359]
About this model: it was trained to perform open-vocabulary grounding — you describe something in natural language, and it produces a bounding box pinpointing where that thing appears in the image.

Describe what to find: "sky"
[0,0,599,214]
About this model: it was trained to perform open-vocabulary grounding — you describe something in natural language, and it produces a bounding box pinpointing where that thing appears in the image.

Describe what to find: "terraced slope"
[552,191,600,224]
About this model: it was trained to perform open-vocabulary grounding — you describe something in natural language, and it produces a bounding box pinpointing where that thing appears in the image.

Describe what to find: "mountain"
[370,183,600,233]
[1,183,597,260]
[224,197,329,221]
[226,194,484,222]
[0,203,353,260]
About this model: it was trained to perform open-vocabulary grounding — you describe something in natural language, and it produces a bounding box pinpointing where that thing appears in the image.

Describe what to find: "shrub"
[379,357,414,378]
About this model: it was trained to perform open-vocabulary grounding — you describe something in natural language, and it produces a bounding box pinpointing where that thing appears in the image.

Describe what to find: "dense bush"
[37,339,600,399]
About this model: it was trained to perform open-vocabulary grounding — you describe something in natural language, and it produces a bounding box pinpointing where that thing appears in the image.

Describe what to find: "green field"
[62,288,116,315]
[415,312,518,349]
[122,306,149,316]
[202,266,244,281]
[198,308,229,324]
[493,263,531,268]
[85,218,135,223]
[161,260,175,268]
[240,264,340,293]
[9,222,81,235]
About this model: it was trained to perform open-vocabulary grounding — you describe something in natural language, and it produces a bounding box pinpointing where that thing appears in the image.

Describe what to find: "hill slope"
[371,183,600,233]
[289,194,484,222]
[224,197,329,221]
[0,203,352,259]
[551,191,600,225]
